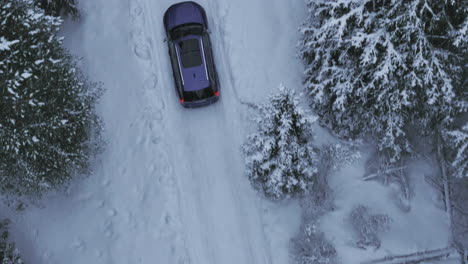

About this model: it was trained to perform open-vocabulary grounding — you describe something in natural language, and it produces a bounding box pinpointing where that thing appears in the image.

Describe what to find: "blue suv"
[164,1,220,108]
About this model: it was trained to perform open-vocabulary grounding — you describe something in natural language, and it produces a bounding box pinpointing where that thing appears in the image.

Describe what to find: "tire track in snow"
[128,0,192,263]
[130,0,274,263]
[205,0,257,109]
[205,1,274,263]
[204,4,267,264]
[154,0,272,263]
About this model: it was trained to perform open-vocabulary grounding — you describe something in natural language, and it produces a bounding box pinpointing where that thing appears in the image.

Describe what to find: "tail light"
[214,91,219,96]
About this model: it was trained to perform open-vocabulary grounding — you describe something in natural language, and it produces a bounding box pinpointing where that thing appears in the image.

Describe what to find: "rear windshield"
[179,38,203,68]
[183,87,213,102]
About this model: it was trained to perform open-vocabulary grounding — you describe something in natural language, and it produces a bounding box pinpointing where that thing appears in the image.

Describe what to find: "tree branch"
[363,166,406,181]
[436,132,453,230]
[361,247,457,264]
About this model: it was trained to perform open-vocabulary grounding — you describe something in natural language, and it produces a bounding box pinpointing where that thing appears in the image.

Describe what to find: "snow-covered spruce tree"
[300,0,467,163]
[242,85,319,200]
[445,122,467,179]
[34,0,78,18]
[0,0,102,198]
[0,219,24,264]
[445,121,468,250]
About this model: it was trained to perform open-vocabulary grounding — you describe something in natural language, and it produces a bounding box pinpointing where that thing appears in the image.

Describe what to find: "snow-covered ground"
[320,153,453,263]
[1,0,455,263]
[2,0,305,263]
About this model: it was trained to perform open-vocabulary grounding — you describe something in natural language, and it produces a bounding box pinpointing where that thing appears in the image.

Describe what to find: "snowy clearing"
[320,153,452,264]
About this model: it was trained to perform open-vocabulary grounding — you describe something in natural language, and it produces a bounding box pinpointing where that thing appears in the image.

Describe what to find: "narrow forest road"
[3,0,306,263]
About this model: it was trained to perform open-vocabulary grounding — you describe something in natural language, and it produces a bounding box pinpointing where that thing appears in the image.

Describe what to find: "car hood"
[164,2,206,31]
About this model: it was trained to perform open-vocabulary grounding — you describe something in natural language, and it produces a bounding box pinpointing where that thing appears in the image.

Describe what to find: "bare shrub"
[349,205,392,250]
[0,219,24,264]
[290,221,338,264]
[364,152,411,212]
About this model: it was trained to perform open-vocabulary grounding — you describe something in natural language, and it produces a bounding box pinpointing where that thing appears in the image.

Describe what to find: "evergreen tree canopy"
[0,219,23,264]
[35,0,79,18]
[243,86,319,200]
[445,122,468,178]
[300,0,467,162]
[0,0,102,198]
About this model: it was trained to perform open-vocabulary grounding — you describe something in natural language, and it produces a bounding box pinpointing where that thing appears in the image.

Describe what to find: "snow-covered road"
[129,0,305,263]
[4,0,305,263]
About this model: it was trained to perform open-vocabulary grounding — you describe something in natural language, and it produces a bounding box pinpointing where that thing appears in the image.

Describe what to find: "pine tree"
[445,122,468,249]
[300,0,467,163]
[0,0,103,198]
[242,85,319,200]
[445,123,467,178]
[0,219,24,264]
[35,0,78,18]
[300,0,467,251]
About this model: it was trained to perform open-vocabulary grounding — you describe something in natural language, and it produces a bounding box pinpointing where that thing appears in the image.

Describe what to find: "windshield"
[170,24,204,40]
[183,86,213,102]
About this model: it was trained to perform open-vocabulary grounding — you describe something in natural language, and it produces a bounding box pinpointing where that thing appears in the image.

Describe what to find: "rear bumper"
[181,95,219,108]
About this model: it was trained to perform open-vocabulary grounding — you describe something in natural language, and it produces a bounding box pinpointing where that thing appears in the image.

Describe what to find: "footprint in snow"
[42,251,52,262]
[139,191,148,203]
[104,220,115,239]
[129,2,143,22]
[95,249,103,258]
[143,74,158,91]
[148,163,157,174]
[152,110,163,121]
[156,212,175,239]
[126,211,138,228]
[133,40,151,60]
[101,178,111,187]
[95,200,106,209]
[72,238,85,251]
[74,192,93,203]
[107,208,118,217]
[118,166,127,175]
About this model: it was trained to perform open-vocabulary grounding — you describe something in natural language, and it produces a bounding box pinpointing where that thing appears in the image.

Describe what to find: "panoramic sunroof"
[179,39,203,68]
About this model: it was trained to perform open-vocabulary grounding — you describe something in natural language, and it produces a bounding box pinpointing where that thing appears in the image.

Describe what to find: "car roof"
[176,35,210,92]
[164,1,207,31]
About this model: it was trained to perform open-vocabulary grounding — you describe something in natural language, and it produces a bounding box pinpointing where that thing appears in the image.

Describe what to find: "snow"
[1,0,306,263]
[7,88,16,95]
[21,72,32,79]
[0,37,19,51]
[0,0,454,263]
[320,151,452,263]
[48,58,62,64]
